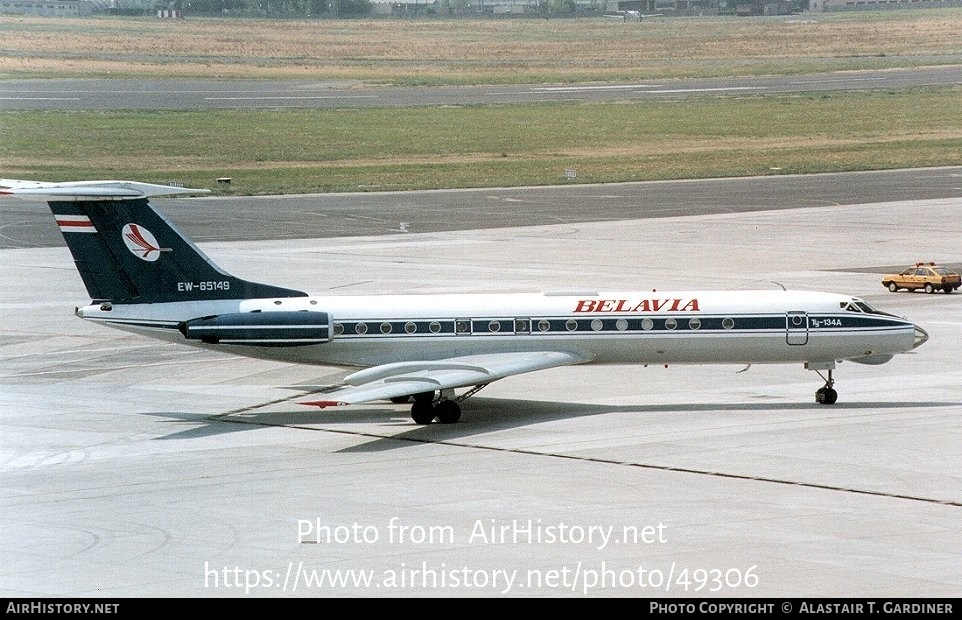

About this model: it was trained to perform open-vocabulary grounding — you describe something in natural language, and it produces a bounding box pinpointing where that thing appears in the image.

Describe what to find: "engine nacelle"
[179,311,331,346]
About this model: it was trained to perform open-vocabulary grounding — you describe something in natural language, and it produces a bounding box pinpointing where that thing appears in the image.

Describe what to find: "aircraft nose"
[913,325,929,349]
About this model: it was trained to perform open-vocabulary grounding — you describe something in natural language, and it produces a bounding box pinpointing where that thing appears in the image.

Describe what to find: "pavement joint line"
[209,405,962,509]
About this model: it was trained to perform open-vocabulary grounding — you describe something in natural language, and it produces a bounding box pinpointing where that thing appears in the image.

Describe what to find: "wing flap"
[302,351,588,408]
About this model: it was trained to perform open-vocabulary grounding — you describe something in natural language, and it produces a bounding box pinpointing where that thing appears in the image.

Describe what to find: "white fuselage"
[77,289,923,369]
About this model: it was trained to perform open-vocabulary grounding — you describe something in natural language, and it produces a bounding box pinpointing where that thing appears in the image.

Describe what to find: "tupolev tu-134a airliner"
[2,179,929,424]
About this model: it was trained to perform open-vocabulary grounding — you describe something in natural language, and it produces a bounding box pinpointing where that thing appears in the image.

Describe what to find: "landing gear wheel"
[411,402,435,425]
[887,282,898,292]
[814,368,838,405]
[815,387,838,405]
[435,400,462,424]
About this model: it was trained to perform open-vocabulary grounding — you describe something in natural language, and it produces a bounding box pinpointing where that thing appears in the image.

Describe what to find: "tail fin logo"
[122,224,165,262]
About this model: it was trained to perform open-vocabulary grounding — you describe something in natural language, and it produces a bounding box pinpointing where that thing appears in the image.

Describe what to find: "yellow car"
[882,263,961,294]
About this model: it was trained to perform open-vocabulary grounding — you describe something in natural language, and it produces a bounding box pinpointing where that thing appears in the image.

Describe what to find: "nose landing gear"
[812,367,838,405]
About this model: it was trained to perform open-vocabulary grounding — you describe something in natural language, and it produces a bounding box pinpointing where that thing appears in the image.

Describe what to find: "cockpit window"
[844,298,899,318]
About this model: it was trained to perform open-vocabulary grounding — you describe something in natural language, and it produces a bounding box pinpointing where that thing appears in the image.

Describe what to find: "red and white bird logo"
[122,224,163,262]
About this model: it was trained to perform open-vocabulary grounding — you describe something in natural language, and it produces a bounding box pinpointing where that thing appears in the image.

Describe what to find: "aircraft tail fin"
[1,179,306,304]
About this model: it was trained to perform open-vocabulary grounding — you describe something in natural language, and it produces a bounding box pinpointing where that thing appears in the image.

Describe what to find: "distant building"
[368,0,546,14]
[0,0,94,15]
[610,0,719,15]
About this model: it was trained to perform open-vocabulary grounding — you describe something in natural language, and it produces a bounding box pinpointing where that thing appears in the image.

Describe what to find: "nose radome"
[913,325,929,349]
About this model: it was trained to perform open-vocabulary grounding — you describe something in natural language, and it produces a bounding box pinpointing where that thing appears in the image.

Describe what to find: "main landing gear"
[411,391,458,424]
[404,385,488,424]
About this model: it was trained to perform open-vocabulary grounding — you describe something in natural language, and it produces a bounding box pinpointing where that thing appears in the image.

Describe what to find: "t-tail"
[1,179,306,304]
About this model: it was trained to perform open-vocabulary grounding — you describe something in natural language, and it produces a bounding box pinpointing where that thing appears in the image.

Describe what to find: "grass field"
[1,11,961,193]
[3,88,959,193]
[1,11,961,83]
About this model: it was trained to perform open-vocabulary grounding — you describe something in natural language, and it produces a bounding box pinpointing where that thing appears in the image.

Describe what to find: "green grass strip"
[1,88,959,194]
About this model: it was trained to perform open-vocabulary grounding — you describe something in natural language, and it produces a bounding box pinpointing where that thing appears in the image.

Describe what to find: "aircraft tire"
[816,387,838,405]
[411,402,435,425]
[435,400,462,424]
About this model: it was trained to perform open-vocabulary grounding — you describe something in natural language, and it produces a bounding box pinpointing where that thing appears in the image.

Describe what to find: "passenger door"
[786,311,809,345]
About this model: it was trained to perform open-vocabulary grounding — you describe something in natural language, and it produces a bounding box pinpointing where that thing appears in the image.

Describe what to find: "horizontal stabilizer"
[0,179,209,201]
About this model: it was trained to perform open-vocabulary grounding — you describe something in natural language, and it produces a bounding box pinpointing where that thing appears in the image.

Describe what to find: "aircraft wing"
[302,350,589,408]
